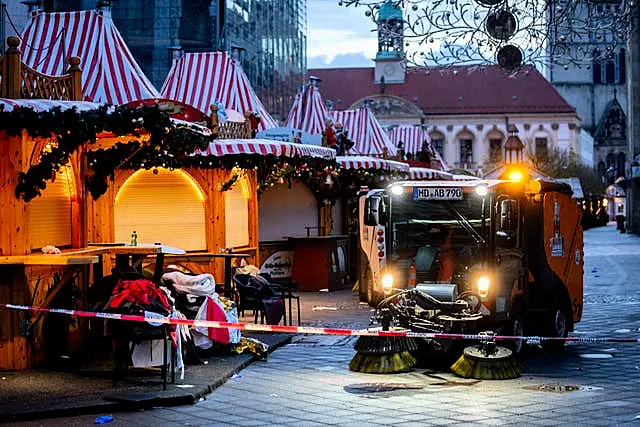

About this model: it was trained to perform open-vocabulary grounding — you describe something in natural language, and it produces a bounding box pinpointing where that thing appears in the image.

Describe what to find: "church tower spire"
[374,0,405,84]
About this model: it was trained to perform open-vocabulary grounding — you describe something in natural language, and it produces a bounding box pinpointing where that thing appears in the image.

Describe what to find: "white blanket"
[162,271,216,297]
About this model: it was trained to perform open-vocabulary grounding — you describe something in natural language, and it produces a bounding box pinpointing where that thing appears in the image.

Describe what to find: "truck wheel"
[541,300,569,353]
[508,303,527,357]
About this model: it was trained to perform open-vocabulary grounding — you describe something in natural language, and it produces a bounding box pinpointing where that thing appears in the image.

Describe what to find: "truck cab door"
[494,196,524,320]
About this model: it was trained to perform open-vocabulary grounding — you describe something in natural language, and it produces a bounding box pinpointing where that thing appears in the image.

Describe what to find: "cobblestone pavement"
[14,225,640,426]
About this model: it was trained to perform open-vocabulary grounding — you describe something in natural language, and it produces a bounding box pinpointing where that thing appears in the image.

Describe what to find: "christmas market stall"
[281,76,329,144]
[257,78,336,283]
[0,31,126,370]
[333,107,396,156]
[161,51,278,132]
[389,125,448,170]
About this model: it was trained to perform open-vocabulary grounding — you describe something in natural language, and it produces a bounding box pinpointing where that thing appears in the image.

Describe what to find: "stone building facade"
[547,0,629,185]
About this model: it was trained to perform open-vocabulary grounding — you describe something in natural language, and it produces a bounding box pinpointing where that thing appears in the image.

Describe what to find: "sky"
[306,0,378,69]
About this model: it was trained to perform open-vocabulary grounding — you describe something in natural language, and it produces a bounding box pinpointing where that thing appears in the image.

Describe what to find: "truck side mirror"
[496,199,517,247]
[364,194,385,226]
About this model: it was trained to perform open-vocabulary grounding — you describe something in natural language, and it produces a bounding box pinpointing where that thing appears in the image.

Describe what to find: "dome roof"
[379,0,403,20]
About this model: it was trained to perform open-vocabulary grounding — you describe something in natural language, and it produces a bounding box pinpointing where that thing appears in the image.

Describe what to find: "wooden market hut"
[0,35,96,370]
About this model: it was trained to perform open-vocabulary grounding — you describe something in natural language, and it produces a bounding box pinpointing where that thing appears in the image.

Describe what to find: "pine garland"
[0,104,342,201]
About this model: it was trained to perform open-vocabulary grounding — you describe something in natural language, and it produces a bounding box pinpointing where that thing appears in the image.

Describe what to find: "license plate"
[413,187,463,200]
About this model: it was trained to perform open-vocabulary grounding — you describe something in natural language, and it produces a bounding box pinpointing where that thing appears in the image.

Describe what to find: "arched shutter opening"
[28,166,73,250]
[258,180,318,241]
[115,168,206,251]
[225,176,250,248]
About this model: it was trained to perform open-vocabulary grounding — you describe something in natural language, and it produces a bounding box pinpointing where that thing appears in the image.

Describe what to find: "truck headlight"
[381,273,394,293]
[477,276,490,298]
[390,185,403,195]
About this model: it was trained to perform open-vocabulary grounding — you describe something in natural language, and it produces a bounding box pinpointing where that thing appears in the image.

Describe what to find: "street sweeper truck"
[355,167,584,362]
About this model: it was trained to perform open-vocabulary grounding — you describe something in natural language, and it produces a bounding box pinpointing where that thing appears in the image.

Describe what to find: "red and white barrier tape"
[2,303,639,344]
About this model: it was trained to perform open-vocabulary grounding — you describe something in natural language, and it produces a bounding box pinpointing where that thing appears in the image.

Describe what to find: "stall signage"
[260,251,295,279]
[257,127,322,146]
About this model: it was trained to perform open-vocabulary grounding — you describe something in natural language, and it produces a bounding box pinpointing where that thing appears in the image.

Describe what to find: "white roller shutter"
[115,168,206,251]
[225,177,249,248]
[28,167,73,250]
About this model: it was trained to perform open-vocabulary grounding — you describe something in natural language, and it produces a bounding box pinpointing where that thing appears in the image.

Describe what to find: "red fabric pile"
[107,279,172,315]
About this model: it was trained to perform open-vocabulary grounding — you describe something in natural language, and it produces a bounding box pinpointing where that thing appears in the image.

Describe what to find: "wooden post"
[247,169,259,263]
[319,200,333,236]
[4,36,21,99]
[209,104,220,137]
[243,111,252,138]
[70,144,88,248]
[67,56,83,101]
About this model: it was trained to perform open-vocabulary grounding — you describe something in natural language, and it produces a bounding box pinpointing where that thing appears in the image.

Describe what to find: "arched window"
[593,49,602,84]
[115,168,206,251]
[429,131,445,158]
[617,48,626,84]
[605,153,616,184]
[597,161,606,181]
[605,55,615,84]
[486,130,504,164]
[606,152,615,169]
[617,152,626,177]
[457,131,474,166]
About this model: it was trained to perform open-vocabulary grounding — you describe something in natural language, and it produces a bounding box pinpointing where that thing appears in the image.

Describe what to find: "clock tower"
[374,0,405,84]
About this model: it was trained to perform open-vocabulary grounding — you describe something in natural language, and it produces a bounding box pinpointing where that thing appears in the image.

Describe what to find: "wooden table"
[85,244,186,283]
[0,252,99,313]
[0,253,100,369]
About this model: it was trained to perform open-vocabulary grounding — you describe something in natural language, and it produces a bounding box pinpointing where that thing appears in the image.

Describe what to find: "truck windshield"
[390,196,487,285]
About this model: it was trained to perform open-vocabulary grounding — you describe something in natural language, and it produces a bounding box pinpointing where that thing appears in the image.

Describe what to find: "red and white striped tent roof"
[409,167,453,180]
[389,126,425,154]
[286,90,302,131]
[390,126,449,171]
[285,84,330,135]
[337,155,409,173]
[332,108,396,156]
[20,9,159,105]
[196,139,335,159]
[161,52,277,131]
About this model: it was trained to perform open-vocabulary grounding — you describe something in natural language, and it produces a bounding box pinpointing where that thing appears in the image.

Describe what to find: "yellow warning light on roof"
[508,170,524,181]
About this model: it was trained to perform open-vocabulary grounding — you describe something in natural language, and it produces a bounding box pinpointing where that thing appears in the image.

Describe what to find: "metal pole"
[0,1,6,57]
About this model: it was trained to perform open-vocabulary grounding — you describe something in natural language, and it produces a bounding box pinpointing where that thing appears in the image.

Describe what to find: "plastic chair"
[259,273,301,326]
[232,274,286,325]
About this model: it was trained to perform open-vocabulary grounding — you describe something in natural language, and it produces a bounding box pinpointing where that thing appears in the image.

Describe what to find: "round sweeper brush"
[349,334,420,374]
[450,344,521,380]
